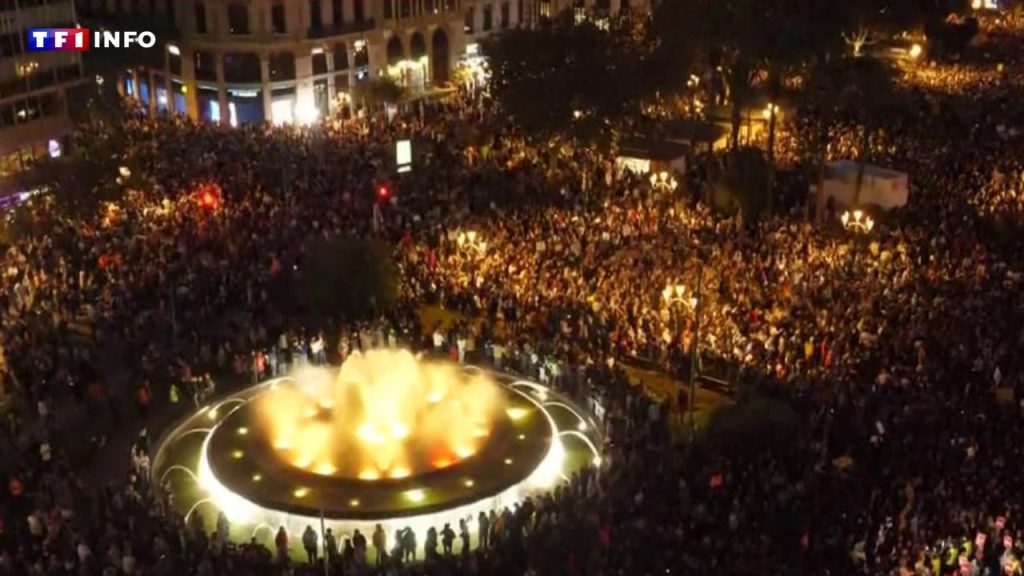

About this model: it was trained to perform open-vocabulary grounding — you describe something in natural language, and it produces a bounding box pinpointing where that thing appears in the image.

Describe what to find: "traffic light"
[377,181,391,201]
[198,184,220,211]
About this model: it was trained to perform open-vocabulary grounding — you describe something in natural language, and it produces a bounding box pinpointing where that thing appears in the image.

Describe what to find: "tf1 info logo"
[27,29,157,52]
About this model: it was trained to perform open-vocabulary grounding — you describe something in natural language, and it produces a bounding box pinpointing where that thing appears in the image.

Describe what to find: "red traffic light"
[198,184,221,210]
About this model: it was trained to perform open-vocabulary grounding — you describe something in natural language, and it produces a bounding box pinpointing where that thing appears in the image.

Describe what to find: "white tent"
[820,160,909,210]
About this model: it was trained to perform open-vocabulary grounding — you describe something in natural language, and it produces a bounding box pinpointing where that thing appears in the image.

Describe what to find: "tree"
[710,147,771,223]
[484,13,654,140]
[704,390,801,457]
[354,77,406,111]
[833,56,899,205]
[297,237,399,322]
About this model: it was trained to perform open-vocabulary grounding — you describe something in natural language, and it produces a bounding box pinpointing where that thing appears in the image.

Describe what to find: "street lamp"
[841,209,875,234]
[457,230,487,255]
[649,171,678,194]
[662,274,703,438]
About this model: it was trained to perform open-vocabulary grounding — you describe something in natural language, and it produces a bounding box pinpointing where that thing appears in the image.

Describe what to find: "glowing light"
[293,487,310,499]
[472,428,489,438]
[167,44,180,56]
[426,392,444,404]
[237,427,248,435]
[293,456,314,469]
[390,467,411,479]
[506,407,529,421]
[318,400,334,410]
[208,409,218,421]
[349,499,360,507]
[314,463,337,476]
[909,43,922,59]
[455,447,476,458]
[433,458,452,469]
[295,97,320,126]
[404,489,426,503]
[252,474,262,482]
[577,422,588,432]
[593,456,602,466]
[231,450,244,459]
[274,439,293,450]
[518,434,526,440]
[391,424,410,440]
[303,406,319,418]
[464,479,475,487]
[504,458,513,465]
[358,470,380,481]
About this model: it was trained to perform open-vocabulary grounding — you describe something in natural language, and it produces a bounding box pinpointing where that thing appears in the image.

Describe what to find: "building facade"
[76,0,472,125]
[75,0,646,126]
[0,0,85,188]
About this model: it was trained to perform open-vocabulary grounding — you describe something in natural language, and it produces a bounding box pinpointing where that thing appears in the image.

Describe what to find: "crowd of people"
[1,11,1024,576]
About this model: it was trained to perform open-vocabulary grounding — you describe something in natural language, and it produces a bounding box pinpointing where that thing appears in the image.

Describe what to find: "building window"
[195,51,216,81]
[195,2,208,34]
[483,4,492,31]
[539,0,551,19]
[223,53,261,83]
[269,52,296,81]
[312,49,328,75]
[464,7,474,33]
[310,0,323,30]
[383,0,393,20]
[169,52,182,75]
[354,0,366,22]
[228,3,250,34]
[501,2,510,28]
[332,0,343,25]
[165,0,177,27]
[272,2,287,33]
[425,0,435,13]
[400,0,410,18]
[333,43,348,70]
[517,0,524,24]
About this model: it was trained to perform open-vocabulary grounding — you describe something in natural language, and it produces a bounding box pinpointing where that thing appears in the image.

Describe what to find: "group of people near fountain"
[2,12,1024,576]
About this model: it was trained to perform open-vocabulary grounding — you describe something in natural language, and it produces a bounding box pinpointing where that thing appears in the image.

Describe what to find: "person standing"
[459,518,470,559]
[478,511,490,549]
[441,523,455,556]
[274,526,289,564]
[372,523,387,566]
[325,528,338,566]
[302,525,318,564]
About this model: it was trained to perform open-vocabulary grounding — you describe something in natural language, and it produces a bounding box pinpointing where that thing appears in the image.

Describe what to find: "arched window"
[386,36,404,65]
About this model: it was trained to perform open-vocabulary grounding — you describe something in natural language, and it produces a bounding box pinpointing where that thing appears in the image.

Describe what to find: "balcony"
[307,19,376,39]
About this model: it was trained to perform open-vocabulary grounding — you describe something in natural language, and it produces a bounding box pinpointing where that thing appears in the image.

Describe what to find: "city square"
[1,1,1024,576]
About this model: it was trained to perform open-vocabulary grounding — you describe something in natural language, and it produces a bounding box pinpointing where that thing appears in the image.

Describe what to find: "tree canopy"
[484,12,657,139]
[297,236,399,322]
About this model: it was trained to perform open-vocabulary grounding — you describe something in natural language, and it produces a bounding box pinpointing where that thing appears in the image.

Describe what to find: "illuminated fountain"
[257,351,501,481]
[154,349,601,541]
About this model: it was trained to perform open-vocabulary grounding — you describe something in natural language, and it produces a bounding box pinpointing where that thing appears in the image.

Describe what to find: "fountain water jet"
[254,349,501,480]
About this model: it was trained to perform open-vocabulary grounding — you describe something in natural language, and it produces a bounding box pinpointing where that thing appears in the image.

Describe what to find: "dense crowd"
[2,13,1024,576]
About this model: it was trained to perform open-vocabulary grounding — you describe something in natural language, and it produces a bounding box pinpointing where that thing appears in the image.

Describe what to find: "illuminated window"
[539,0,551,19]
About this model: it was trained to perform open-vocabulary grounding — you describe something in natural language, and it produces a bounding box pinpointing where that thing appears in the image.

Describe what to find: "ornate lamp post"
[649,171,679,194]
[662,271,703,437]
